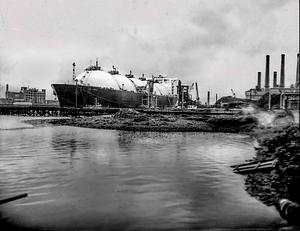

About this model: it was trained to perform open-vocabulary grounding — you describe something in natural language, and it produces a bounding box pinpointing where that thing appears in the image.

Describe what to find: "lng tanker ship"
[52,61,178,108]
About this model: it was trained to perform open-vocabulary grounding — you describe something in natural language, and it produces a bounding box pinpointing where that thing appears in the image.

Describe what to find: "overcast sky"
[0,0,298,101]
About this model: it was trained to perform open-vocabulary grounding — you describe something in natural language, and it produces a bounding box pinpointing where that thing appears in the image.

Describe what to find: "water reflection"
[51,131,94,167]
[0,117,281,230]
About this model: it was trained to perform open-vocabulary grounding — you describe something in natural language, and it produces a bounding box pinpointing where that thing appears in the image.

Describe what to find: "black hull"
[52,84,177,108]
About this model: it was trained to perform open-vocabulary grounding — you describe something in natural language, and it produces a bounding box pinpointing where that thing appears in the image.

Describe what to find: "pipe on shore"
[277,199,300,224]
[0,193,28,205]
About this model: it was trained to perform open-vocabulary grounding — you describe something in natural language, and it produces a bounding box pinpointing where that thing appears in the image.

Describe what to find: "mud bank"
[24,109,258,133]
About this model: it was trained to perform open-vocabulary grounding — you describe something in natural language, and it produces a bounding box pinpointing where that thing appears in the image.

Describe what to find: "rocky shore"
[244,124,300,228]
[24,108,258,133]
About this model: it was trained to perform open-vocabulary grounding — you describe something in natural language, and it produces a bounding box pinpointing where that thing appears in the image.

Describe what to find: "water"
[0,116,281,230]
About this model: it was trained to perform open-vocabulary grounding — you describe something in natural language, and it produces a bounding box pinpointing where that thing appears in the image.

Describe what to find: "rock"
[242,124,300,225]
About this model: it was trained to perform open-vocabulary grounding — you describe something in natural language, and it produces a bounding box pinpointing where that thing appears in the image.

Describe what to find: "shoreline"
[23,110,258,134]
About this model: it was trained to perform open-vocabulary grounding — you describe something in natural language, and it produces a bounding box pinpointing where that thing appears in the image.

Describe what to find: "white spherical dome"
[75,70,121,90]
[112,74,137,92]
[130,78,147,88]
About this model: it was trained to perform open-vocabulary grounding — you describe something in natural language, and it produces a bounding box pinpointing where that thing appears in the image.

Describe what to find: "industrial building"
[245,54,299,110]
[4,85,46,105]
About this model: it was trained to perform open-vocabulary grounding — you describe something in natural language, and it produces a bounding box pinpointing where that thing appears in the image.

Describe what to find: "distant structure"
[207,91,210,106]
[176,81,190,108]
[4,85,46,105]
[176,81,200,108]
[245,54,300,110]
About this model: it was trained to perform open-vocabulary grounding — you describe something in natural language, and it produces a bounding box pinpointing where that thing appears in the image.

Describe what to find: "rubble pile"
[207,115,258,132]
[245,124,300,224]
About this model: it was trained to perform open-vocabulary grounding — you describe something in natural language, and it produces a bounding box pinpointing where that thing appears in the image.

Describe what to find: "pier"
[0,105,242,117]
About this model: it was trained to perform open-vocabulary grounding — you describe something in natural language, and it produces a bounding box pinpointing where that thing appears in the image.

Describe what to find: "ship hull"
[52,84,177,108]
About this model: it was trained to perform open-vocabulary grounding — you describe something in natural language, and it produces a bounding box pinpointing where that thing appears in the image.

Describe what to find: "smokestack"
[195,82,200,105]
[215,93,218,102]
[265,55,270,89]
[257,72,261,90]
[96,58,98,67]
[5,84,8,99]
[280,54,285,88]
[207,91,210,106]
[296,53,299,87]
[273,71,278,88]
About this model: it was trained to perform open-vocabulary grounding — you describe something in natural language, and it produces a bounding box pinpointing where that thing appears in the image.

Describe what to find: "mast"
[75,79,78,108]
[72,62,76,81]
[73,62,78,108]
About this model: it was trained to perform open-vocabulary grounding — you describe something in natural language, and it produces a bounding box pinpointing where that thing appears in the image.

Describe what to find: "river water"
[0,116,281,230]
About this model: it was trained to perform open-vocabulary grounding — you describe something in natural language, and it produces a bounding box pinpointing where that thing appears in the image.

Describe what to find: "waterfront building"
[24,88,46,105]
[0,98,13,105]
[5,85,46,105]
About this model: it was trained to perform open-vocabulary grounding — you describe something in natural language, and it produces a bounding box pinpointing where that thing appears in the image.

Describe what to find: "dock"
[231,159,278,174]
[0,105,242,117]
